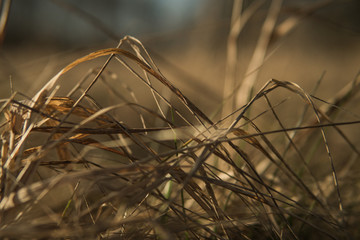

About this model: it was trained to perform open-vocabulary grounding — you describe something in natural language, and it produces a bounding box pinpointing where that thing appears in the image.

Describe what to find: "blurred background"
[0,0,360,117]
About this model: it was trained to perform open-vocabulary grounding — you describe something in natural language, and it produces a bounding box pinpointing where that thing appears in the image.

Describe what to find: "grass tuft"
[1,2,360,239]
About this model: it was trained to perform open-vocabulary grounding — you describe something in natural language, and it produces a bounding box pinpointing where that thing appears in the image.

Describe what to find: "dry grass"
[1,1,360,239]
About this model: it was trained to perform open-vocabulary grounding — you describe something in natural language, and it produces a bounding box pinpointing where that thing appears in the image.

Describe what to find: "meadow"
[0,1,360,239]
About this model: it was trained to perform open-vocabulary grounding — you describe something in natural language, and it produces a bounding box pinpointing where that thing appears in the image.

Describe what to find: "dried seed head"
[5,100,32,135]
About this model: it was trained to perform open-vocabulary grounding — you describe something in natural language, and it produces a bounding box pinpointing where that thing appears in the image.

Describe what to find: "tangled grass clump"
[0,35,360,239]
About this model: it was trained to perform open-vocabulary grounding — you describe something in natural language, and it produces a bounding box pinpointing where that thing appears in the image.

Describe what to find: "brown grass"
[1,1,360,239]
